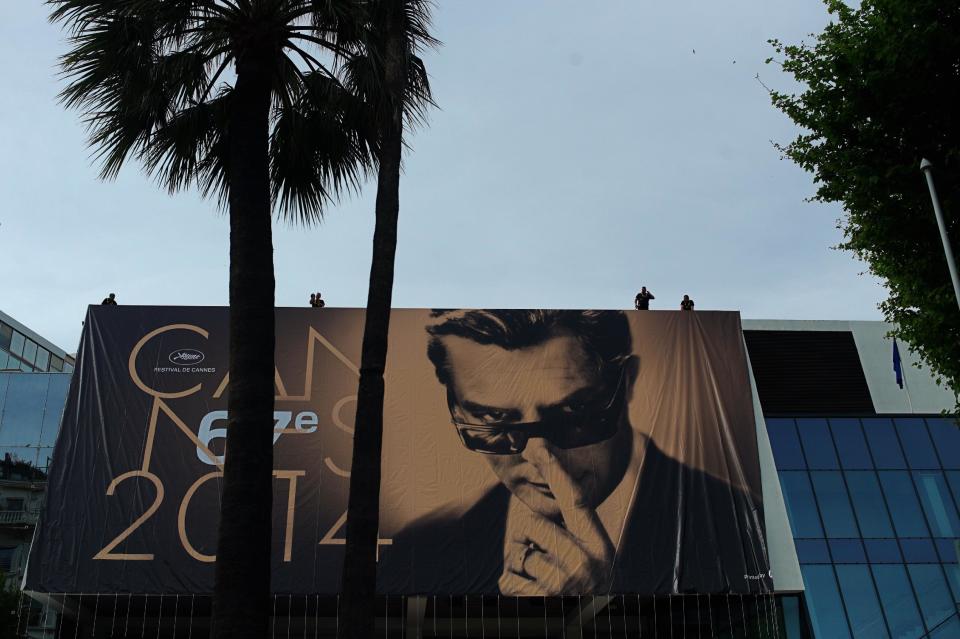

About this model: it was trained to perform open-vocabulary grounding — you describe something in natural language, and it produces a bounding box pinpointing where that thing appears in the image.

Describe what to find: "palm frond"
[270,70,378,223]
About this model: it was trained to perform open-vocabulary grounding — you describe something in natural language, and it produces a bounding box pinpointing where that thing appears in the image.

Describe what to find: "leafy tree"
[338,2,436,638]
[768,0,960,406]
[48,2,375,637]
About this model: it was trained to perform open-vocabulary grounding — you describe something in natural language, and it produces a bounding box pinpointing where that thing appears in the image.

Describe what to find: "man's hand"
[498,445,614,595]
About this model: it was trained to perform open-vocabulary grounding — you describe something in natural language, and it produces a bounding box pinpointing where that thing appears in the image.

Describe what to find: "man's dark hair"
[426,309,632,389]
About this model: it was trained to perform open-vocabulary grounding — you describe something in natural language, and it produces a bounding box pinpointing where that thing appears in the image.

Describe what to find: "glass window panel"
[871,564,925,639]
[9,331,24,357]
[796,539,831,564]
[895,418,940,469]
[0,323,11,350]
[829,539,866,563]
[811,471,859,537]
[18,359,32,372]
[906,564,955,631]
[0,446,40,480]
[0,351,8,370]
[797,418,840,469]
[899,539,938,563]
[943,563,960,603]
[780,472,824,538]
[21,339,37,366]
[39,374,70,448]
[801,565,852,639]
[845,471,894,537]
[835,565,890,639]
[934,538,958,563]
[0,374,8,417]
[929,617,960,639]
[34,348,49,371]
[49,355,63,372]
[779,596,804,639]
[0,374,51,445]
[913,471,960,537]
[863,418,907,469]
[831,419,874,469]
[766,418,806,469]
[878,471,931,538]
[946,471,960,513]
[864,539,902,563]
[927,418,960,470]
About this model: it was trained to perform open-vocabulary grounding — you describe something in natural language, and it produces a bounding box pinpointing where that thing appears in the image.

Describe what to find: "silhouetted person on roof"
[101,293,117,306]
[680,295,694,311]
[310,292,326,308]
[635,287,655,310]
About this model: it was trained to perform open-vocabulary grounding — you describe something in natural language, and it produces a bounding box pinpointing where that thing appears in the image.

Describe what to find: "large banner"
[26,307,771,595]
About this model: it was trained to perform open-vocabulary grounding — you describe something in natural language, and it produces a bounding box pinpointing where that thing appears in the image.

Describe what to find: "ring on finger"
[518,544,535,576]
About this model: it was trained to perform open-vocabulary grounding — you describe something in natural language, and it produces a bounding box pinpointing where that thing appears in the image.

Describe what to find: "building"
[745,320,960,639]
[0,310,75,374]
[1,310,74,637]
[7,310,960,638]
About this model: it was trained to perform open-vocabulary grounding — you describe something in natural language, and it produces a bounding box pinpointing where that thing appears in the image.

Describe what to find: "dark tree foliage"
[769,0,960,406]
[47,2,378,638]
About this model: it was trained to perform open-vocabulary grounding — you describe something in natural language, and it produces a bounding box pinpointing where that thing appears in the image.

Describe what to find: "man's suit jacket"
[377,441,772,595]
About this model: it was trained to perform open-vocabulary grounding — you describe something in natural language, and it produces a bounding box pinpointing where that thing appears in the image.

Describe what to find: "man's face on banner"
[442,333,629,520]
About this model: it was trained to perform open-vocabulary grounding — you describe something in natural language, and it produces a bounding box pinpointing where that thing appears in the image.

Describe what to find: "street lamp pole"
[920,158,960,312]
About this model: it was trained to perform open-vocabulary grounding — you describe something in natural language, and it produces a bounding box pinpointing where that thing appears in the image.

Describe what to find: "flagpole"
[920,159,960,311]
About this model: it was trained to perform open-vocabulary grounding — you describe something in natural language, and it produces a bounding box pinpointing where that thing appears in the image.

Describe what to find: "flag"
[893,339,904,389]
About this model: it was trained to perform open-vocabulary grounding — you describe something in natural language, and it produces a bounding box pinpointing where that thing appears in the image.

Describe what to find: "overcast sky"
[1,1,887,353]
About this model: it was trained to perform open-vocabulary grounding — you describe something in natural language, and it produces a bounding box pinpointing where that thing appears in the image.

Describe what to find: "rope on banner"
[770,593,781,639]
[288,594,293,639]
[637,594,642,639]
[738,595,746,639]
[188,595,195,639]
[316,594,320,639]
[696,594,701,639]
[725,595,732,639]
[496,594,501,639]
[753,593,763,639]
[15,586,24,635]
[124,593,132,638]
[559,596,566,639]
[272,594,278,639]
[110,592,118,638]
[542,596,547,639]
[606,595,613,638]
[706,594,713,639]
[75,592,84,639]
[56,594,66,639]
[173,594,180,639]
[622,595,628,639]
[679,595,684,639]
[576,594,583,639]
[652,594,657,639]
[515,596,520,639]
[156,593,164,639]
[464,595,468,639]
[92,592,101,638]
[667,595,673,639]
[141,594,148,639]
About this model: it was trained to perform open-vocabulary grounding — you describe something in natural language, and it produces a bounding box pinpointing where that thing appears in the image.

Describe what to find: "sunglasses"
[450,369,627,455]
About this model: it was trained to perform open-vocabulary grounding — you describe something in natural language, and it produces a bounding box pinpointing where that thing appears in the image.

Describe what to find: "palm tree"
[338,2,436,638]
[48,2,374,638]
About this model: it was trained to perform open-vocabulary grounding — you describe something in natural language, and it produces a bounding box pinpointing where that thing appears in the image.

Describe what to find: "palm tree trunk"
[211,51,275,639]
[338,29,406,639]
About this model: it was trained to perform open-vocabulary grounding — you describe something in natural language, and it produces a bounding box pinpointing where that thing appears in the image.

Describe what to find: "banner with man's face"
[26,307,772,595]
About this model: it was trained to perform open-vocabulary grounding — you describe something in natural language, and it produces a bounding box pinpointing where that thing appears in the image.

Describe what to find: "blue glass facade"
[769,416,960,638]
[0,372,72,480]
